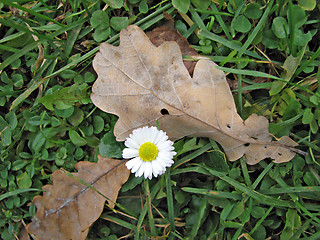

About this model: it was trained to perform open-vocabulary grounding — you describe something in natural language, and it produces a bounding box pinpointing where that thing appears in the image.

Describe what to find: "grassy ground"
[0,0,320,239]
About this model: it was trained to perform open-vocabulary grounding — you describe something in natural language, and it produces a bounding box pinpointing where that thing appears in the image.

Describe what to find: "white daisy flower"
[123,126,176,180]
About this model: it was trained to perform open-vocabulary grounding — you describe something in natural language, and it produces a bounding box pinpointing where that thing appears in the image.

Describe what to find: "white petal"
[148,127,159,143]
[155,132,168,145]
[151,160,164,175]
[158,151,174,160]
[144,162,153,179]
[135,162,145,177]
[125,138,140,149]
[157,141,174,152]
[152,130,165,144]
[126,157,142,172]
[130,128,145,145]
[155,157,169,169]
[157,155,174,167]
[123,148,139,159]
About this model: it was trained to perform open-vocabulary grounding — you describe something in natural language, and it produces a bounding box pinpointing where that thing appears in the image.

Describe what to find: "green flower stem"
[145,178,156,236]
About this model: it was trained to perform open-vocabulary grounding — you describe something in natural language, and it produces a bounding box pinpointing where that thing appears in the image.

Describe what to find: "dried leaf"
[26,156,130,240]
[91,25,297,165]
[146,24,198,75]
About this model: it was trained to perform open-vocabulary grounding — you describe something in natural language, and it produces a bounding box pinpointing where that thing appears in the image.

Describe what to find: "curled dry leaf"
[91,25,298,165]
[26,156,130,240]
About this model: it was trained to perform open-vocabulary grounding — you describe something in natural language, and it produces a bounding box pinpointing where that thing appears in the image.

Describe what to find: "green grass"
[0,0,320,239]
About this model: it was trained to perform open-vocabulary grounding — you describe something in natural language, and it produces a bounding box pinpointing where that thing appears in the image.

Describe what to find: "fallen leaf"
[147,23,198,75]
[91,25,298,165]
[25,156,130,240]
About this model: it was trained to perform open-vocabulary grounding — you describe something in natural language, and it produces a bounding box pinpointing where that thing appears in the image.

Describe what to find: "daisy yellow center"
[139,142,158,162]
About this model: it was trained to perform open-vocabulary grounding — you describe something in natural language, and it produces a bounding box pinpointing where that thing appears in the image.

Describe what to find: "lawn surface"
[0,0,320,239]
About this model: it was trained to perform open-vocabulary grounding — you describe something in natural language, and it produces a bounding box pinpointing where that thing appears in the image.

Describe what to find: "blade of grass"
[1,0,65,27]
[253,162,274,189]
[238,0,274,57]
[258,186,320,195]
[135,183,160,239]
[172,143,212,169]
[216,66,282,80]
[0,188,41,201]
[165,170,175,232]
[189,197,207,239]
[201,164,295,208]
[171,166,211,176]
[181,187,242,200]
[0,31,25,44]
[0,17,53,42]
[0,40,42,70]
[135,3,173,28]
[249,206,274,235]
[101,214,136,230]
[240,157,252,186]
[294,46,320,77]
[63,23,83,58]
[209,3,232,39]
[189,8,266,61]
[287,1,296,56]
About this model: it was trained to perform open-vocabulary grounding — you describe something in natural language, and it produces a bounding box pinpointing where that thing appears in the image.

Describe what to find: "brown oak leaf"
[25,156,130,240]
[91,25,297,165]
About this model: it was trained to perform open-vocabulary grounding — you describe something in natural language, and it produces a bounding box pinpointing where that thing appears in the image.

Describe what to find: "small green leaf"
[102,0,123,9]
[191,0,211,10]
[31,132,46,153]
[280,209,301,240]
[227,201,245,220]
[139,0,148,13]
[172,0,190,14]
[84,72,96,83]
[12,73,24,88]
[252,225,266,240]
[232,15,251,33]
[67,108,84,126]
[60,69,77,80]
[298,0,316,10]
[55,100,72,110]
[262,30,279,49]
[310,118,318,134]
[1,127,12,146]
[54,107,74,118]
[99,131,123,158]
[90,10,109,28]
[12,160,28,171]
[272,17,289,39]
[294,29,312,46]
[17,172,32,189]
[75,147,84,160]
[5,111,17,130]
[251,206,266,218]
[110,17,129,32]
[302,108,314,124]
[206,150,229,173]
[93,27,111,42]
[69,130,87,146]
[93,115,105,134]
[244,3,262,19]
[287,5,307,28]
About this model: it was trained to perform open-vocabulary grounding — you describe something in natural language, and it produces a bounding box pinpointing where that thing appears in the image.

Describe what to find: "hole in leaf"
[244,143,250,147]
[227,124,231,129]
[278,152,282,156]
[160,108,169,115]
